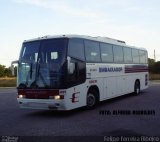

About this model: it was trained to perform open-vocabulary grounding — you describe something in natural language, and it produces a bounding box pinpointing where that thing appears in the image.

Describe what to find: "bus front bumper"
[17,98,66,110]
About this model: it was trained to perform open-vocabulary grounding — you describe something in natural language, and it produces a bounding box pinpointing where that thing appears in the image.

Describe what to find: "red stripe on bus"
[18,89,59,99]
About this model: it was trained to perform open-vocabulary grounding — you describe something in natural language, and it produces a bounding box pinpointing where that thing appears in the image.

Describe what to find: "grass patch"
[0,77,16,87]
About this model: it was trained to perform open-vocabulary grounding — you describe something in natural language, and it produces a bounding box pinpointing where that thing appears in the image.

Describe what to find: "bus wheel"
[134,80,140,95]
[87,90,97,109]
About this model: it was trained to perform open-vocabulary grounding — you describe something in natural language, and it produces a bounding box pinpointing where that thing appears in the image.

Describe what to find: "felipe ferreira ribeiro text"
[99,110,155,115]
[104,136,159,142]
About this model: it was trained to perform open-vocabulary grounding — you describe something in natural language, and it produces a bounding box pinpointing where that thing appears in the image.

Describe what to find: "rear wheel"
[87,90,98,109]
[134,80,140,95]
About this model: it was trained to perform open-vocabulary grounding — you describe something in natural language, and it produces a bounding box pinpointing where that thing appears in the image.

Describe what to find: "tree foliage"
[0,65,5,77]
[0,64,17,77]
[148,58,160,73]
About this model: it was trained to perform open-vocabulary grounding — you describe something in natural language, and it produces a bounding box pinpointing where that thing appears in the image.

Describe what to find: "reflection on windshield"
[18,38,67,89]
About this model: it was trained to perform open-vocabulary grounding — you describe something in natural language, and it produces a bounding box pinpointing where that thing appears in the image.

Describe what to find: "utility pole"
[154,49,156,62]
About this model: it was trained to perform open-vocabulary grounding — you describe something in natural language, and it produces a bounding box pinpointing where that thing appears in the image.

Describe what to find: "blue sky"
[0,0,160,66]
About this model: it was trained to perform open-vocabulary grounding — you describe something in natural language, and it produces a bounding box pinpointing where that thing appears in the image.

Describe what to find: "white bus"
[12,35,148,110]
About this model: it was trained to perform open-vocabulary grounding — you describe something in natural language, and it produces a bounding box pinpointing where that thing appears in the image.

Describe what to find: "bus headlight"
[54,95,61,100]
[18,94,25,98]
[49,95,64,100]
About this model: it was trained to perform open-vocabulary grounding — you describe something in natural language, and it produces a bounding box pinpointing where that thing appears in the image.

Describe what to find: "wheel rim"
[87,94,96,107]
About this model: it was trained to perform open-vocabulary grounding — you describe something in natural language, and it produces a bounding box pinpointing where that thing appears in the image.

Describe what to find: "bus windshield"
[18,38,68,89]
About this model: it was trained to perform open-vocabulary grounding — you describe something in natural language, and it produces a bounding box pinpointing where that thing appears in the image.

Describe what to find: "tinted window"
[139,50,147,63]
[40,39,67,64]
[68,38,85,60]
[100,43,113,62]
[85,40,101,62]
[132,49,140,63]
[113,45,124,62]
[20,41,40,62]
[124,47,132,63]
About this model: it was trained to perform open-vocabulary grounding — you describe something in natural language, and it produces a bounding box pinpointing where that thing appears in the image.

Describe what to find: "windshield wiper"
[30,62,33,79]
[23,62,32,88]
[30,61,48,88]
[30,61,39,88]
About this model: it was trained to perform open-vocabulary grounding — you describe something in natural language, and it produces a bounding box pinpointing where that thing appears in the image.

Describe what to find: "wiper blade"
[30,62,39,88]
[30,62,33,79]
[18,83,27,89]
[30,81,38,88]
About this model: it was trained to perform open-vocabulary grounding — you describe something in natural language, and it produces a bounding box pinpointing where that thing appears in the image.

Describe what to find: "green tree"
[154,61,160,73]
[148,58,155,73]
[0,65,5,77]
[4,67,12,77]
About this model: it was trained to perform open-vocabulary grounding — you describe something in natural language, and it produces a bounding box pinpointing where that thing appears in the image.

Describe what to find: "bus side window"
[113,45,124,63]
[124,47,132,63]
[100,43,113,62]
[139,50,146,64]
[84,40,101,62]
[68,38,85,61]
[132,48,140,63]
[67,38,86,86]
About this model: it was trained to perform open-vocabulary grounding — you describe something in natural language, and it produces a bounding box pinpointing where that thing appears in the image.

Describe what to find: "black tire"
[86,90,98,109]
[134,80,140,95]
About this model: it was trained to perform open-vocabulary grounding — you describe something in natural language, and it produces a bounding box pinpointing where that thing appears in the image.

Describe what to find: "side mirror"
[11,60,19,76]
[67,56,75,74]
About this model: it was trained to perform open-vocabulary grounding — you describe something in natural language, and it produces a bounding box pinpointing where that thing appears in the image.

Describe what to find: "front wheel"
[134,80,140,95]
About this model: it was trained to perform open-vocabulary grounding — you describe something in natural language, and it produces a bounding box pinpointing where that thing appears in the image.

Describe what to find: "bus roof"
[23,34,147,51]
